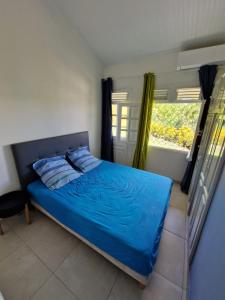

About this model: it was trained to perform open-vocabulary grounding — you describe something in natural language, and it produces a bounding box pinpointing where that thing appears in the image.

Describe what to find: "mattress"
[27,161,173,276]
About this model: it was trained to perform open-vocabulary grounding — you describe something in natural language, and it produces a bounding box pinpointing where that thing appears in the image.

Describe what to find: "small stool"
[0,190,31,235]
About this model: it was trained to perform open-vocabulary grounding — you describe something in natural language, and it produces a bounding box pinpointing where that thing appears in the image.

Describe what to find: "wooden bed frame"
[32,201,148,287]
[11,132,149,287]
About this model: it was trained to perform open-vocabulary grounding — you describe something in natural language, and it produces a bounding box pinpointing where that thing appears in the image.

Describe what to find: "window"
[149,88,202,151]
[176,88,201,101]
[112,92,139,142]
[112,88,202,151]
[154,89,169,101]
[112,92,128,101]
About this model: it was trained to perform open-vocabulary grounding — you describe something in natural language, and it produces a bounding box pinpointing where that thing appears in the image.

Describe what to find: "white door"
[189,74,225,260]
[112,100,140,166]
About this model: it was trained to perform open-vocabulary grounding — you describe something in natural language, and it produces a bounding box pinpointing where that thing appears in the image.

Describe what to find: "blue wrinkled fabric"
[28,161,172,276]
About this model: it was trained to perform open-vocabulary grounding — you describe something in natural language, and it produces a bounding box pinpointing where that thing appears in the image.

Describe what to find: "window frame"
[154,87,202,104]
[150,89,203,151]
[112,87,203,152]
[112,100,140,143]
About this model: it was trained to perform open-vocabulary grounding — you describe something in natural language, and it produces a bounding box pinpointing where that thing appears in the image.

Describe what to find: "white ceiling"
[53,0,225,65]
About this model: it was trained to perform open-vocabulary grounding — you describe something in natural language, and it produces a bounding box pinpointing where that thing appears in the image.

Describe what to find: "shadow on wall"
[0,145,20,194]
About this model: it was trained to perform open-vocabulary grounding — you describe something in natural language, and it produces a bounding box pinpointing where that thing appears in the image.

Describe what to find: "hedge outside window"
[149,102,201,151]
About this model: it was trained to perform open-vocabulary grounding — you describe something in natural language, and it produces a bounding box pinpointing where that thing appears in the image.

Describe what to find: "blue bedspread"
[27,161,173,276]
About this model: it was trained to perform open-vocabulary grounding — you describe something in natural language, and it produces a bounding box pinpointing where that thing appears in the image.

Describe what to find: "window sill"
[148,144,189,154]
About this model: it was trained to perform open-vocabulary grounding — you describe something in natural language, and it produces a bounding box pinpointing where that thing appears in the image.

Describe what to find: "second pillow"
[67,146,102,173]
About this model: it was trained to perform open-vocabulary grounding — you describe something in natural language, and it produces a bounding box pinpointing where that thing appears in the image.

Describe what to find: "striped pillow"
[67,146,102,173]
[33,156,81,190]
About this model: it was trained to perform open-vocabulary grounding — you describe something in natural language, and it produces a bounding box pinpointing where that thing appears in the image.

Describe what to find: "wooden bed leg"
[139,282,145,289]
[24,203,31,225]
[0,221,4,235]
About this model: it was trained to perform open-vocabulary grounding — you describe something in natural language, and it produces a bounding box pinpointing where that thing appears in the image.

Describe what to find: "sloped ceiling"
[52,0,225,65]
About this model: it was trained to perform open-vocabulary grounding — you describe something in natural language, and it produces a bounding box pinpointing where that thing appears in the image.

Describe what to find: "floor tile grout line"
[182,239,188,291]
[163,228,187,241]
[170,204,187,212]
[0,234,53,299]
[10,218,81,300]
[156,223,186,290]
[0,241,25,265]
[170,204,186,210]
[9,211,78,275]
[154,270,183,290]
[53,244,83,300]
[5,214,97,300]
[53,243,120,300]
[10,228,55,300]
[11,225,54,274]
[28,274,54,300]
[0,230,184,300]
[53,272,81,300]
[185,219,189,290]
[105,270,120,300]
[182,239,186,290]
[53,240,81,275]
[171,191,188,198]
[168,198,189,291]
[2,205,188,299]
[0,225,28,265]
[169,204,187,214]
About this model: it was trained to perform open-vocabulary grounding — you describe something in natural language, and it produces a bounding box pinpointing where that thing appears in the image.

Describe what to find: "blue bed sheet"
[27,161,173,276]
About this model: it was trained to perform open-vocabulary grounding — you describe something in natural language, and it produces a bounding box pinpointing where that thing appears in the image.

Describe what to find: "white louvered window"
[154,89,169,101]
[176,87,201,102]
[112,92,128,101]
[112,92,139,142]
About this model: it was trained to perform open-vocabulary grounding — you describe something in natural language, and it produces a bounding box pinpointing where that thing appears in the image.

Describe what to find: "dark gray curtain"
[180,65,217,194]
[101,78,114,162]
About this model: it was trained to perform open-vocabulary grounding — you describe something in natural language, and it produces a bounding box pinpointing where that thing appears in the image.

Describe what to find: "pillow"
[67,146,102,173]
[33,156,81,190]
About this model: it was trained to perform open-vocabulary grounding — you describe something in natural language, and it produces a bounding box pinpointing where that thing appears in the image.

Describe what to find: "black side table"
[0,190,31,235]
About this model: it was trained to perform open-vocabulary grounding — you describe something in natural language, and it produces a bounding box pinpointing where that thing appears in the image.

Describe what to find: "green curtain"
[132,72,155,169]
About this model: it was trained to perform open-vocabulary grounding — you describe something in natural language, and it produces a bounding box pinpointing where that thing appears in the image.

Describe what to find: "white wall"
[104,50,198,181]
[146,147,188,182]
[0,0,103,194]
[104,50,199,93]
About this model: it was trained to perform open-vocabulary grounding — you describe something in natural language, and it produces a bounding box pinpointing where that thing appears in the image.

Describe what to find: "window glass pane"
[150,103,201,150]
[112,127,117,137]
[120,130,127,139]
[121,118,128,129]
[112,116,117,126]
[112,104,117,115]
[122,106,129,117]
[130,119,138,130]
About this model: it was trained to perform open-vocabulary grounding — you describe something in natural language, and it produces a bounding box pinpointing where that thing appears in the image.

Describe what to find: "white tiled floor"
[0,183,188,300]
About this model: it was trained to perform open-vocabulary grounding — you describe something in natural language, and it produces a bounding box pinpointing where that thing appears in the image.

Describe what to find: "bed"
[11,131,173,286]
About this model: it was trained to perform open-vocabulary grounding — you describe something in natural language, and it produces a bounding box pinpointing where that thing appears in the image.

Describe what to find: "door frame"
[189,144,225,263]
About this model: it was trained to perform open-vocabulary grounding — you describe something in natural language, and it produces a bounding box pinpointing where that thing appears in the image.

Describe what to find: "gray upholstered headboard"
[11,131,89,189]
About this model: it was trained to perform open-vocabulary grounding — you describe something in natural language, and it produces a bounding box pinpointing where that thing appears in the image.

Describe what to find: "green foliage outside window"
[150,103,201,150]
